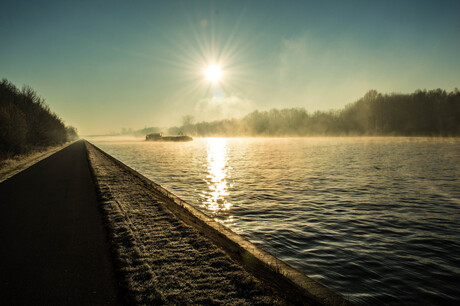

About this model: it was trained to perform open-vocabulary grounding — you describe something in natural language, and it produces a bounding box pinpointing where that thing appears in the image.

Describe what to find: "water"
[88,136,460,305]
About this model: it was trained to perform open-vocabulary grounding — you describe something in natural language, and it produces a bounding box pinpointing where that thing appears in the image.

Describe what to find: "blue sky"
[1,0,459,134]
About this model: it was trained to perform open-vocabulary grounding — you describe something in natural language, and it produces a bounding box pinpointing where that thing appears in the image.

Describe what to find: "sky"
[1,0,459,135]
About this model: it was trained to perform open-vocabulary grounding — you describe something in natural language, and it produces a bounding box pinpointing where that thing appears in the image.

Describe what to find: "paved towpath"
[0,140,120,305]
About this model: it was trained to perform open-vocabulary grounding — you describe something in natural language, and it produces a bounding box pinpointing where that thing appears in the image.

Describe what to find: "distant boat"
[145,133,193,142]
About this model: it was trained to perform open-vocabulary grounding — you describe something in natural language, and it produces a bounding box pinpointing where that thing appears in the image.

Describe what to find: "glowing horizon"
[1,1,459,135]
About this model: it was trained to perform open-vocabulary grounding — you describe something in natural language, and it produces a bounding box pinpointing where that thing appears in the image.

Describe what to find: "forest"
[169,89,460,137]
[0,79,78,159]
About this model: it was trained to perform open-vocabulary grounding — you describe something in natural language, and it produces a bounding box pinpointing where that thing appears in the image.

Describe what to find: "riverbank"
[86,140,348,305]
[0,140,348,305]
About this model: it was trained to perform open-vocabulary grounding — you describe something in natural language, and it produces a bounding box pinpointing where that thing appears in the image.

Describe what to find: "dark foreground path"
[0,140,120,305]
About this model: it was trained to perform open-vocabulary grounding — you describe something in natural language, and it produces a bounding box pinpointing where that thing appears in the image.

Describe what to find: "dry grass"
[86,142,286,305]
[0,142,74,183]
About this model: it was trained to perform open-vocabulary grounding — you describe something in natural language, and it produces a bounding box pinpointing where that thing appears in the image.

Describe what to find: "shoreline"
[86,140,349,305]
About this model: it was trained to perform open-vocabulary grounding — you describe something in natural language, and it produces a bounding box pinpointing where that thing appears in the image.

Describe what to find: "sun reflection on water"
[201,138,232,219]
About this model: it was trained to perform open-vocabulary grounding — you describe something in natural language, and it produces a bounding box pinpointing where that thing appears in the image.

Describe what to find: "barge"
[146,133,193,142]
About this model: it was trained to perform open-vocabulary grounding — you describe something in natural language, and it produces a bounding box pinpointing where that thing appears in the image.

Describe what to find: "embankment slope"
[0,139,348,305]
[86,141,348,305]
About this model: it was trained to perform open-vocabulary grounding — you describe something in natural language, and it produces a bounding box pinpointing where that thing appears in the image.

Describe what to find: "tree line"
[0,79,78,159]
[169,89,460,137]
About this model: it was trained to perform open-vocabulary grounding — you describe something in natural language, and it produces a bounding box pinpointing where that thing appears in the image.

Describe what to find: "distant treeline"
[0,79,78,158]
[121,126,161,137]
[168,89,460,137]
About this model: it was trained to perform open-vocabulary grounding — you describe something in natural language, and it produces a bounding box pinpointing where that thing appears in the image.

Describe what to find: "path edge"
[85,140,351,306]
[0,140,79,183]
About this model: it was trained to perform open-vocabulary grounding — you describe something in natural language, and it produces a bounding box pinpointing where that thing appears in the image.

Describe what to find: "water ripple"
[90,136,460,305]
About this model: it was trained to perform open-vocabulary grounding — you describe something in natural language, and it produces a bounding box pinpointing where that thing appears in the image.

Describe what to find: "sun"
[205,65,222,83]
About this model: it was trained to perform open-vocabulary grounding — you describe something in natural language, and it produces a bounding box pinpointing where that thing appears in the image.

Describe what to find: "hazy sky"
[1,0,459,135]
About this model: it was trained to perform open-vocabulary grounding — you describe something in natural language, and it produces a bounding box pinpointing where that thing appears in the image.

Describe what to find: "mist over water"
[89,136,460,305]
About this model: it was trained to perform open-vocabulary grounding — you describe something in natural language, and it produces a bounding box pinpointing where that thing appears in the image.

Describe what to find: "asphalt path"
[0,140,120,305]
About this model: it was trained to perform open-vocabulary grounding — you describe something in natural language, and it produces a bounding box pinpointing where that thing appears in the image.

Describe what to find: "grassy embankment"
[86,141,349,305]
[0,142,75,183]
